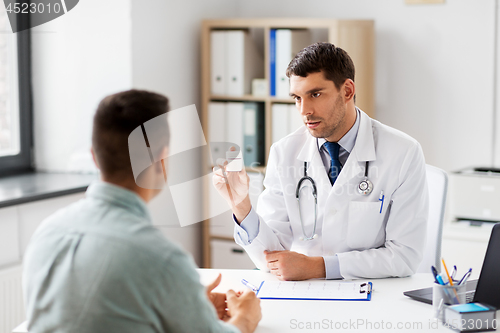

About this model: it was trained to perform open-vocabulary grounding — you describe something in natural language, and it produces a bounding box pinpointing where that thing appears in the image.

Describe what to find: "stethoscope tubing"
[296,160,373,241]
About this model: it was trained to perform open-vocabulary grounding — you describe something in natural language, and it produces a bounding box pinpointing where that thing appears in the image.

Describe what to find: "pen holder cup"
[432,283,467,321]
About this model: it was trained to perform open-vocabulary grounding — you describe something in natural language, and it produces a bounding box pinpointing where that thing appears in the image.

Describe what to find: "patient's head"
[92,89,170,188]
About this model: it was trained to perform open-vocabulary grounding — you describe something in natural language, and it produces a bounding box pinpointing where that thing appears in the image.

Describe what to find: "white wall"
[30,1,500,174]
[32,0,132,172]
[131,0,238,109]
[29,0,500,263]
[234,0,496,173]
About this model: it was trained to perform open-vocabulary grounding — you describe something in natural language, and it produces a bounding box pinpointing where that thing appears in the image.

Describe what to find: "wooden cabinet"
[210,239,256,270]
[200,18,375,267]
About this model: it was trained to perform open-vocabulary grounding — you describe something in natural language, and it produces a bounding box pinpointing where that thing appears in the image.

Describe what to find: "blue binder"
[269,29,276,96]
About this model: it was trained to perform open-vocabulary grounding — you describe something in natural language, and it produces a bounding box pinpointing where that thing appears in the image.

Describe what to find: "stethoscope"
[295,161,373,241]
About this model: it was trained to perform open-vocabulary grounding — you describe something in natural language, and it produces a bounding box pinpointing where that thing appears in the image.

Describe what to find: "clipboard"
[255,280,372,301]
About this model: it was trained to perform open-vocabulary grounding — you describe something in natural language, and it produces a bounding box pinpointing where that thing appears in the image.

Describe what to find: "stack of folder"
[272,104,304,143]
[270,29,311,97]
[210,30,264,96]
[208,102,265,168]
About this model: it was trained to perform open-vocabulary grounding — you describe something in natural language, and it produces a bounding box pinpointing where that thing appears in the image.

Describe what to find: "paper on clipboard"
[256,280,372,301]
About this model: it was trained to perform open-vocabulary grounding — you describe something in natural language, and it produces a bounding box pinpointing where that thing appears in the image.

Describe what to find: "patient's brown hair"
[92,89,169,183]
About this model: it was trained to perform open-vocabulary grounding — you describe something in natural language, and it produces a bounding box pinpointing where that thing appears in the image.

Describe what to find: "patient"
[23,90,261,333]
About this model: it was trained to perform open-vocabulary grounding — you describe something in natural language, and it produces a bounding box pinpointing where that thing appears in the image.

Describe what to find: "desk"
[13,270,500,333]
[199,269,500,333]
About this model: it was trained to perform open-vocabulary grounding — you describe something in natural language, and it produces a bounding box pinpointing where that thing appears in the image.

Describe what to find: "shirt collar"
[318,107,361,152]
[86,181,152,222]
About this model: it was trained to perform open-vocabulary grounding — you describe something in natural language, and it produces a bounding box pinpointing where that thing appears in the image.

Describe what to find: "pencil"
[441,258,454,286]
[442,258,460,302]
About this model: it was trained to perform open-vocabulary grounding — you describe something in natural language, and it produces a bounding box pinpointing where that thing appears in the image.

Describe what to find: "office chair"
[416,164,448,273]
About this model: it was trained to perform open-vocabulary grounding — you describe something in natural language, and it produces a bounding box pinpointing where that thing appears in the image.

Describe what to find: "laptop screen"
[473,223,500,308]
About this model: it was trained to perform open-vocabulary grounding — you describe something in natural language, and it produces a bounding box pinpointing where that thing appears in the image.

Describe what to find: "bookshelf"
[200,18,375,267]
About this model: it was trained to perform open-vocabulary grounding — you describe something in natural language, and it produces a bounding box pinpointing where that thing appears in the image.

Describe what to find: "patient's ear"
[90,147,100,169]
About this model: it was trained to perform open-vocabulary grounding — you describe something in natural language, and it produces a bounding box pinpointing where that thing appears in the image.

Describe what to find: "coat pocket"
[346,201,385,250]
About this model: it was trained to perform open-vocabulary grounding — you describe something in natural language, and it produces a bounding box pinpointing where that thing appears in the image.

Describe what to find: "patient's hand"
[206,273,229,320]
[264,250,326,281]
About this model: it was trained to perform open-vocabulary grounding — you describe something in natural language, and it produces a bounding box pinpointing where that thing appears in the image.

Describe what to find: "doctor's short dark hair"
[92,89,170,183]
[286,42,355,91]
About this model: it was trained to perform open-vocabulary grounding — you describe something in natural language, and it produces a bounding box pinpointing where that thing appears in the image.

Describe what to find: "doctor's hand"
[212,158,252,223]
[206,273,229,320]
[265,250,326,281]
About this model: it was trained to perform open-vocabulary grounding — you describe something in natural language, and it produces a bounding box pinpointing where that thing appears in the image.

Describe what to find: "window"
[0,9,33,176]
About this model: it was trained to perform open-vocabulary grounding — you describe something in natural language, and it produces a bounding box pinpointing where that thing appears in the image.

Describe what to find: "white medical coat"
[235,110,429,279]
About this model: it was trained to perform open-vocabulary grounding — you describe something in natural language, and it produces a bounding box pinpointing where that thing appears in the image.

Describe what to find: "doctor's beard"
[305,93,347,141]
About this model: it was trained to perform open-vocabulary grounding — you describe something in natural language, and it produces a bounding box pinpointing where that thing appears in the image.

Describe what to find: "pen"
[458,269,472,285]
[241,279,258,292]
[442,258,460,302]
[431,266,440,284]
[436,298,444,318]
[435,274,446,285]
[379,191,385,214]
[451,265,457,281]
[441,259,454,286]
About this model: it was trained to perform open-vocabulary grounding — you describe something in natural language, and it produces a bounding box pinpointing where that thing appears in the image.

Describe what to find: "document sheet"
[256,280,372,300]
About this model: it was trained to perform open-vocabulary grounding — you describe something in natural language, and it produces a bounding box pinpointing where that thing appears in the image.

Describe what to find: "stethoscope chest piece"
[358,177,373,195]
[357,161,373,196]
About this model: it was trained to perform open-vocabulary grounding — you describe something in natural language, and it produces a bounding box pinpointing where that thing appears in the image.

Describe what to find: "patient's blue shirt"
[23,181,239,333]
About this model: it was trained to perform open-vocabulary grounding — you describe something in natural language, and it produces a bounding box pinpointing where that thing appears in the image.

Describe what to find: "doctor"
[213,42,429,281]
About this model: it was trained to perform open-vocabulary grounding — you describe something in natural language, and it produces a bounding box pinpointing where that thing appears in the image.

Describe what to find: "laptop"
[404,223,500,308]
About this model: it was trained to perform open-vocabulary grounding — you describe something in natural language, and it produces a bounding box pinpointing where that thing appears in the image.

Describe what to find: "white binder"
[225,31,264,96]
[272,104,304,143]
[272,104,289,143]
[210,31,226,95]
[288,104,303,133]
[208,102,227,162]
[275,29,311,97]
[226,102,245,152]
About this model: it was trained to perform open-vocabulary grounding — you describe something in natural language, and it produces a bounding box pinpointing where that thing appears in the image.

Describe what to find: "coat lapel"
[295,110,377,204]
[296,133,332,203]
[332,110,376,191]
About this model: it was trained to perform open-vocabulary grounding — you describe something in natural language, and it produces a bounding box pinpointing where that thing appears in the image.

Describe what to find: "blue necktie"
[324,141,342,185]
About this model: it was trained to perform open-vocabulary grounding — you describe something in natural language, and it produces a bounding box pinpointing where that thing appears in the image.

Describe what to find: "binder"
[288,104,303,133]
[243,102,265,167]
[272,104,289,143]
[271,103,304,143]
[269,29,277,96]
[225,31,264,96]
[255,280,373,301]
[210,31,226,95]
[275,29,311,97]
[209,102,265,167]
[208,102,226,163]
[226,102,245,154]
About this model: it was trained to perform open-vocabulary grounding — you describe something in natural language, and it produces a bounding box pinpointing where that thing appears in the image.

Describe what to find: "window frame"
[0,14,33,176]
